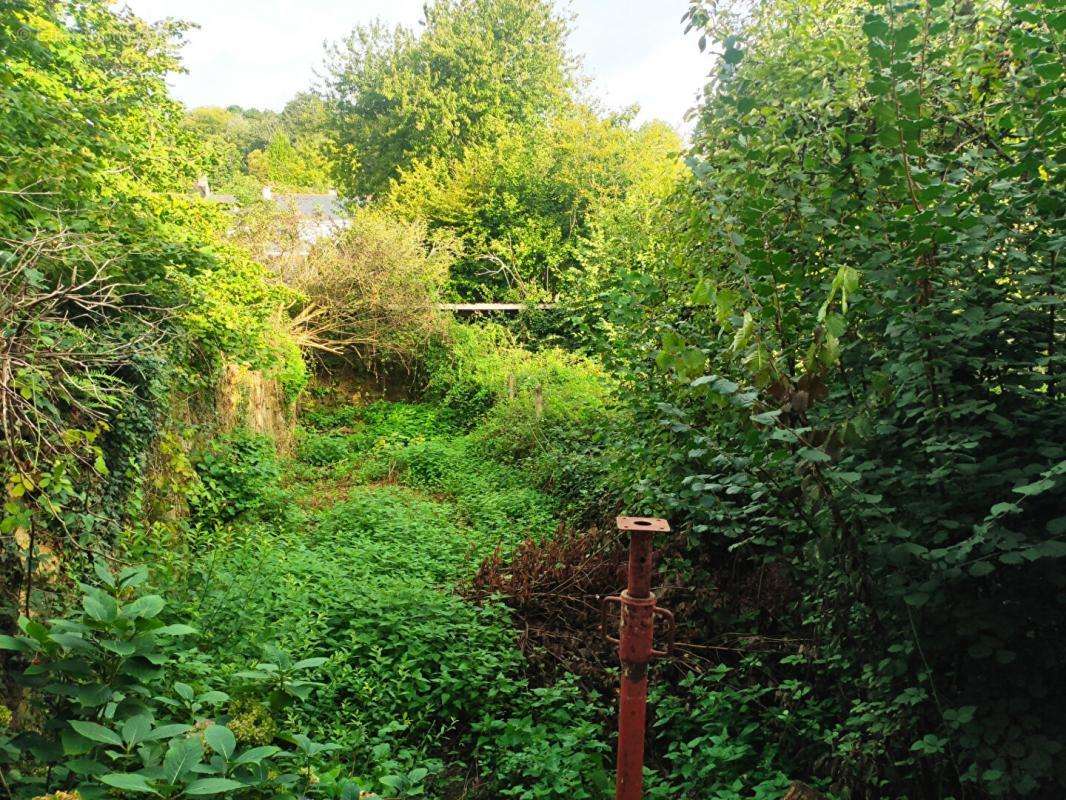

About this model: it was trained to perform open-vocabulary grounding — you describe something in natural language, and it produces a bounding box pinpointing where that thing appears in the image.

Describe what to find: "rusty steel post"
[602,516,674,800]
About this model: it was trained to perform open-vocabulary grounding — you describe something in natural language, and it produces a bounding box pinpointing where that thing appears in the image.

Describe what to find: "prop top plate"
[616,516,671,533]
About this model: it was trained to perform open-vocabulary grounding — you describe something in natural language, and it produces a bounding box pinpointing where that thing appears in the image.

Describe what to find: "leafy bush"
[418,322,622,525]
[189,431,284,525]
[246,131,330,191]
[387,110,683,301]
[296,430,352,466]
[424,322,614,453]
[645,663,822,800]
[0,565,332,799]
[237,203,456,366]
[472,676,612,799]
[571,0,1066,796]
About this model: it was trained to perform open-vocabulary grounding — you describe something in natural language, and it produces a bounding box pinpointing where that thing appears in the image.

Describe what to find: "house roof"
[273,193,345,220]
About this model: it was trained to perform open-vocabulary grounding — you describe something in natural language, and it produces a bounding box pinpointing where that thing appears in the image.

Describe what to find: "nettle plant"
[232,645,328,711]
[0,564,337,799]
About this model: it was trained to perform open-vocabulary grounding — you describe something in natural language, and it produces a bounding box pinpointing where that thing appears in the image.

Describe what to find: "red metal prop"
[602,516,674,800]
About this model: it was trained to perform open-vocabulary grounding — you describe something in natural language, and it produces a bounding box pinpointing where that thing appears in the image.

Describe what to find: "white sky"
[123,0,712,133]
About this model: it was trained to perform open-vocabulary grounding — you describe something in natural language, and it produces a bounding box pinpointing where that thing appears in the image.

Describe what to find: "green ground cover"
[178,400,613,798]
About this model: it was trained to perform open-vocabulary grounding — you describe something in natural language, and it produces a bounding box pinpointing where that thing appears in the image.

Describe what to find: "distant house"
[192,176,237,207]
[263,186,349,243]
[191,179,349,244]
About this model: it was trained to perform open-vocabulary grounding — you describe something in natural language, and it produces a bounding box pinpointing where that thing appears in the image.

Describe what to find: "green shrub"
[301,403,365,432]
[354,401,451,444]
[419,322,619,524]
[644,663,828,799]
[189,431,284,524]
[424,322,612,440]
[574,0,1066,795]
[295,429,352,466]
[0,564,336,800]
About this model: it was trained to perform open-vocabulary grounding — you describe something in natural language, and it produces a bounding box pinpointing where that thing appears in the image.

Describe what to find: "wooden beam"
[437,303,556,312]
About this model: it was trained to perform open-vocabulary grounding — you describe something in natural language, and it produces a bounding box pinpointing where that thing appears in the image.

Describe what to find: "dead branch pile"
[466,524,628,680]
[232,202,455,365]
[0,231,159,476]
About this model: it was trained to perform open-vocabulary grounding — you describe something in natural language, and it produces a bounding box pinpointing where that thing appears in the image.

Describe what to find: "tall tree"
[388,110,683,300]
[324,0,574,197]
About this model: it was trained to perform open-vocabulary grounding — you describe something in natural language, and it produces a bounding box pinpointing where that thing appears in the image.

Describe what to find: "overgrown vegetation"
[235,203,455,366]
[568,0,1066,796]
[144,389,616,798]
[0,0,305,627]
[0,3,320,795]
[3,0,1063,798]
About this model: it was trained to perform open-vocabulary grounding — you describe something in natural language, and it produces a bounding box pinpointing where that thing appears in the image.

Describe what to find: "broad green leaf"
[162,737,203,784]
[50,632,93,651]
[100,773,158,794]
[118,566,149,589]
[989,502,1020,517]
[715,289,740,324]
[0,635,34,652]
[751,410,781,425]
[93,560,115,588]
[69,720,123,747]
[152,624,197,637]
[18,616,49,644]
[233,745,281,765]
[1012,477,1056,497]
[83,591,118,623]
[824,312,846,338]
[798,447,831,463]
[184,778,246,795]
[141,723,192,742]
[690,278,715,306]
[99,639,136,657]
[968,561,995,577]
[122,715,152,747]
[124,594,165,620]
[204,725,236,760]
[904,592,930,607]
[863,14,890,39]
[711,377,739,395]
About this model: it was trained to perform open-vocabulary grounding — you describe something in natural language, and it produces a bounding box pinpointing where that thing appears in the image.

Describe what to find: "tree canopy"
[324,0,575,197]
